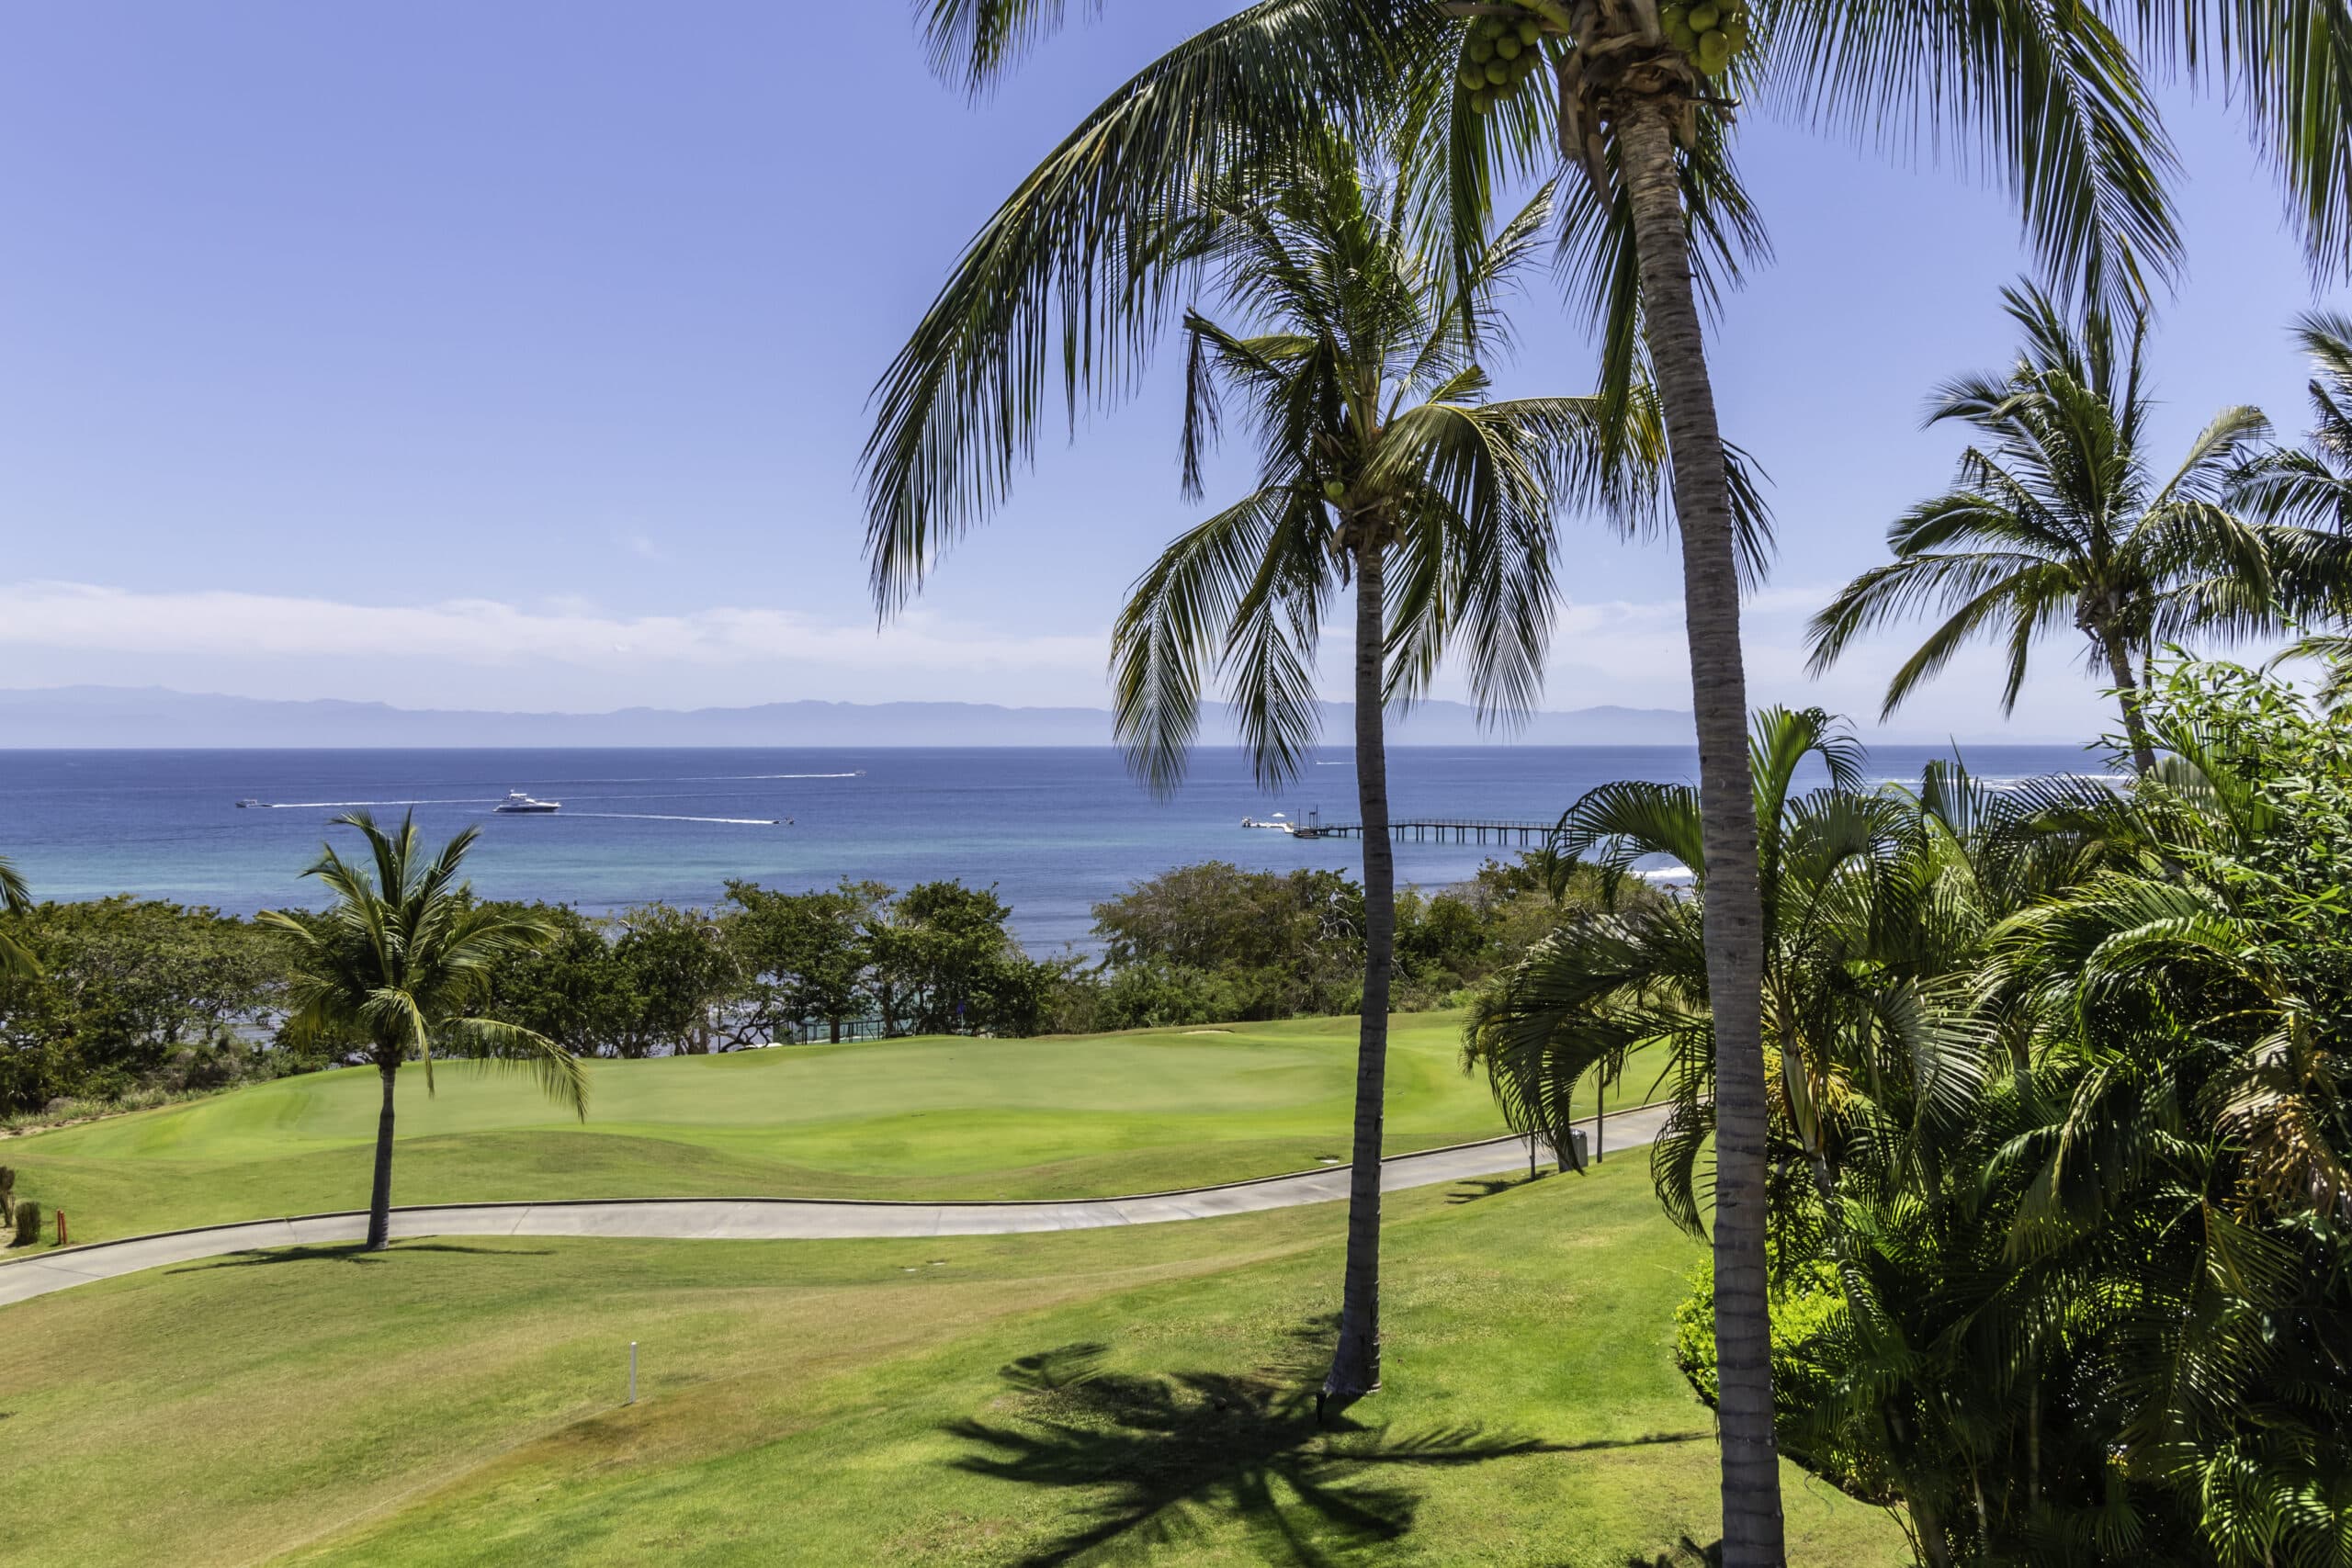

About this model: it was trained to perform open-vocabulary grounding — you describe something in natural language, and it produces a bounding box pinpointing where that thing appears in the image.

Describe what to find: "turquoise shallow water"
[0,744,2102,949]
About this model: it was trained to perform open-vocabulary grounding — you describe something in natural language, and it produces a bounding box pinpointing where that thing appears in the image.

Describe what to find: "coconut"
[1471,91,1496,113]
[1494,33,1521,59]
[1517,17,1542,44]
[1696,27,1732,70]
[1660,2,1688,26]
[1466,36,1494,62]
[1689,2,1720,28]
[1670,20,1699,51]
[1485,57,1511,83]
[1458,63,1485,89]
[1324,479,1348,502]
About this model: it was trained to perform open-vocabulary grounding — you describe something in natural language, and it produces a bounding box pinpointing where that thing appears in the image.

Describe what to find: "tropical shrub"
[12,1199,41,1247]
[1476,671,2352,1564]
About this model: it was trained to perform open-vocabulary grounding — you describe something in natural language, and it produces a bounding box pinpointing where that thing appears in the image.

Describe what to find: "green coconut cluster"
[1659,0,1750,76]
[1457,10,1547,115]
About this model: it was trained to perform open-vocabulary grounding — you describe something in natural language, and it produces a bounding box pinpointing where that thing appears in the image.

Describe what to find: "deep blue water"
[0,745,2105,950]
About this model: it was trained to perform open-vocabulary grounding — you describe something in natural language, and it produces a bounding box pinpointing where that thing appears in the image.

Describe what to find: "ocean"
[0,744,2106,951]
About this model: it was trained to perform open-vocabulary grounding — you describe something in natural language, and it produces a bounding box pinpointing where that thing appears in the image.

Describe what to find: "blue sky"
[0,1,2342,741]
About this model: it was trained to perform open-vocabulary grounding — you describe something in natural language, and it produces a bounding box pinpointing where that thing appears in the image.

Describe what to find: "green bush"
[1671,1259,1888,1501]
[13,1198,42,1247]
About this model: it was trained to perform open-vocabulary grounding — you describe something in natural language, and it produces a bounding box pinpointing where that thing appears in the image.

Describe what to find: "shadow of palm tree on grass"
[946,1324,1562,1567]
[1445,1172,1554,1205]
[169,1241,551,1274]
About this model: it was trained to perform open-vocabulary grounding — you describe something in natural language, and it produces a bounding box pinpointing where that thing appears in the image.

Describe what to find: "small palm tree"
[1465,707,1979,1231]
[0,854,36,978]
[1109,140,1694,1403]
[1807,284,2288,774]
[260,812,586,1251]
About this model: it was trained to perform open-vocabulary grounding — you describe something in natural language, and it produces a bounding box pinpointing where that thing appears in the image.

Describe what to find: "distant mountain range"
[0,685,1698,749]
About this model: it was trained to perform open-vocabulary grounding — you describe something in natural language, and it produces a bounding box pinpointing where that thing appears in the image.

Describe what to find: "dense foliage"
[1066,857,1595,1032]
[0,858,1573,1114]
[0,897,292,1114]
[1468,663,2352,1565]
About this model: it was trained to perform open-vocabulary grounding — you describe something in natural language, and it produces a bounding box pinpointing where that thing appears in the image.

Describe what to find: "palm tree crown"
[1113,140,1721,788]
[266,812,586,1104]
[1805,283,2289,773]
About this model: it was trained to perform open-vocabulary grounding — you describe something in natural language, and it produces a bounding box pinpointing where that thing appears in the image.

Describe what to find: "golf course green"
[0,1155,1900,1567]
[3,1014,1665,1246]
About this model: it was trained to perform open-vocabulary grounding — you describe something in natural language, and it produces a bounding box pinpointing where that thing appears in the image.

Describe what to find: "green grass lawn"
[0,1156,1901,1567]
[4,1013,1666,1245]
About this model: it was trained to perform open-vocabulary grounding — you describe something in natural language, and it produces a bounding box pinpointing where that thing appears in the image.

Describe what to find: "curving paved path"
[0,1102,1669,1309]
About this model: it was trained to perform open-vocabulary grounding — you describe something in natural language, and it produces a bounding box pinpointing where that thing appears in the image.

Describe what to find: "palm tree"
[259,812,587,1251]
[1107,140,1691,1404]
[2245,313,2352,701]
[866,5,2352,1555]
[0,854,36,978]
[1464,708,1993,1232]
[1807,284,2289,775]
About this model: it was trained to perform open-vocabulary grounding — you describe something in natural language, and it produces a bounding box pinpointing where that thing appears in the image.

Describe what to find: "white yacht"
[493,791,561,815]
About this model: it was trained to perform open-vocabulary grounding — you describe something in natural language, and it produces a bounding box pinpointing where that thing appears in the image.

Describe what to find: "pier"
[1244,814,1556,847]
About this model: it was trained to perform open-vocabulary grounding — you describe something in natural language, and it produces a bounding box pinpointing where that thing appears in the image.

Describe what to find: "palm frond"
[1764,0,2182,315]
[864,2,1433,611]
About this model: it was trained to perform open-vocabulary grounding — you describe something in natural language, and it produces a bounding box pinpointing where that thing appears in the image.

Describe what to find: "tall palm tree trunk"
[366,1060,398,1251]
[1325,536,1395,1404]
[1615,102,1786,1564]
[2100,635,2158,773]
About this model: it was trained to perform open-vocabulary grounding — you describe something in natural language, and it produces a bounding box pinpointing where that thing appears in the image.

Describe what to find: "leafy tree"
[865,1,2352,1543]
[1808,285,2297,774]
[260,813,586,1251]
[0,897,290,1112]
[471,902,631,1057]
[609,903,738,1055]
[1390,887,1488,1000]
[724,879,887,1043]
[865,880,1050,1037]
[1092,862,1363,1021]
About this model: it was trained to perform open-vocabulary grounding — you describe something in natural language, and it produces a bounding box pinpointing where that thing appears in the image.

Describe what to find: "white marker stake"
[628,1341,639,1404]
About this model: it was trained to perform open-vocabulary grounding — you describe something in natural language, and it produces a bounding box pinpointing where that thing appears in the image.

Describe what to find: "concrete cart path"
[0,1102,1671,1309]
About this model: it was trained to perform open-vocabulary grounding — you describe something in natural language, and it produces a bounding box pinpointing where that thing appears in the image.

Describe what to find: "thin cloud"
[0,580,1105,677]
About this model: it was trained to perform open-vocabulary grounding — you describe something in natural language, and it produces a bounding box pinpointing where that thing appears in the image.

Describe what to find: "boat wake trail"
[704,772,865,781]
[254,798,499,808]
[563,811,786,827]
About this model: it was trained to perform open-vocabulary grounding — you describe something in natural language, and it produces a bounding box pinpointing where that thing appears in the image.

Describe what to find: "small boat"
[234,798,262,809]
[493,791,561,815]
